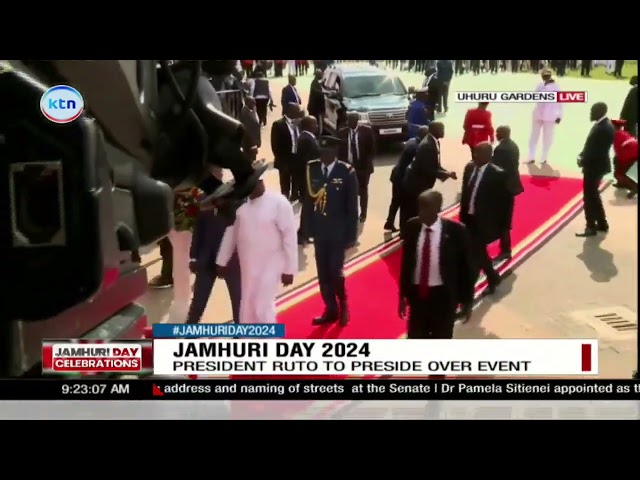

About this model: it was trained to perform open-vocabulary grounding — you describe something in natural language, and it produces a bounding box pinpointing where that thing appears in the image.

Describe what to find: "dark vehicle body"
[321,64,411,141]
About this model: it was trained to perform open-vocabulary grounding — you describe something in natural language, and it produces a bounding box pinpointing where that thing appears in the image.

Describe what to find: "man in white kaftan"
[527,68,563,165]
[216,181,298,324]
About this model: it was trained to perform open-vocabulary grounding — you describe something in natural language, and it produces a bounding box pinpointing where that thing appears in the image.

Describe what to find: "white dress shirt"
[284,116,299,153]
[322,160,336,178]
[414,218,444,286]
[347,128,360,163]
[468,163,489,215]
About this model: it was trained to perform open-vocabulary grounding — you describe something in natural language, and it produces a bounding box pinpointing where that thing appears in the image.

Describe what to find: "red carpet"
[279,175,586,340]
[229,176,604,417]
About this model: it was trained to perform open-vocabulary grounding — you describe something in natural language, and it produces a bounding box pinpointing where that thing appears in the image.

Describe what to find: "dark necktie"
[322,165,328,181]
[418,227,432,299]
[292,124,299,153]
[468,167,478,186]
[350,130,358,164]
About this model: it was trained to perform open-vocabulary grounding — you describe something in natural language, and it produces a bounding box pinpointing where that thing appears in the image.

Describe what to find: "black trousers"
[255,98,268,126]
[290,169,305,201]
[465,216,499,287]
[187,265,241,324]
[489,60,498,73]
[499,196,515,255]
[581,61,592,76]
[159,237,173,280]
[454,60,464,74]
[356,171,371,218]
[510,60,519,72]
[315,238,346,314]
[440,81,450,112]
[614,60,624,77]
[277,166,292,198]
[407,286,456,339]
[471,60,480,75]
[386,181,402,225]
[400,193,418,235]
[583,173,607,228]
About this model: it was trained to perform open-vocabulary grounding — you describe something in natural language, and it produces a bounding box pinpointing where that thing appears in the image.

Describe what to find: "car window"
[342,75,407,98]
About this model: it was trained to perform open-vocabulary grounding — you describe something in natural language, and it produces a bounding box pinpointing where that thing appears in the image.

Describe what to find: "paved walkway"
[139,66,637,378]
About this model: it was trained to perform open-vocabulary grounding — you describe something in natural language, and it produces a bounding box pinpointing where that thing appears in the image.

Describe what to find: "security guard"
[301,136,359,326]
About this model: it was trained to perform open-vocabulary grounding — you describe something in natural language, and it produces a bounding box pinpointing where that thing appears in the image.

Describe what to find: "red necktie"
[418,227,431,299]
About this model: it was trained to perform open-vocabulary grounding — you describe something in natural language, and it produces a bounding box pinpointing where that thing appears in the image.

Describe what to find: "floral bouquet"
[174,187,205,232]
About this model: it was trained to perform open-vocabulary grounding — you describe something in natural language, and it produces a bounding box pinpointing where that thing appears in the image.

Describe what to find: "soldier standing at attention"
[301,136,359,327]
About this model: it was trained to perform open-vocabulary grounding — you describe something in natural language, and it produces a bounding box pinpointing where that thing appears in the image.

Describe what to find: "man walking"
[527,68,562,165]
[281,75,302,115]
[250,71,274,127]
[492,126,523,261]
[216,169,298,324]
[307,69,326,135]
[271,103,303,199]
[301,136,359,326]
[240,96,261,162]
[576,102,615,237]
[338,112,376,222]
[436,60,454,113]
[398,190,474,338]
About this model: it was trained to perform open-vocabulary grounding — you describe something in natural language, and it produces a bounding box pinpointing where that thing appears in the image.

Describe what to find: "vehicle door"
[323,71,341,132]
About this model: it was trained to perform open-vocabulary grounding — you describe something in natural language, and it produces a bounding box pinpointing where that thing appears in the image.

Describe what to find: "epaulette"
[337,160,353,170]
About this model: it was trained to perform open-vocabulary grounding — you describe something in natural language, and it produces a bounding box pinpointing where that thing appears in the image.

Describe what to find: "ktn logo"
[40,85,84,124]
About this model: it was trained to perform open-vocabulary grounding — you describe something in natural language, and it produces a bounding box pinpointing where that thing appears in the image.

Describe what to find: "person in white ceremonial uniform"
[287,60,296,75]
[527,68,563,165]
[605,60,615,74]
[216,172,298,324]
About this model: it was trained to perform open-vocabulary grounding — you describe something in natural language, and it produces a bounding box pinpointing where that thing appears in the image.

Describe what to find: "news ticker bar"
[42,338,599,376]
[0,380,639,401]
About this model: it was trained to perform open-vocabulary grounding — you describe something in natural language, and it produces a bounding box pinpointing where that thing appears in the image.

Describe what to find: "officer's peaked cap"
[319,136,341,149]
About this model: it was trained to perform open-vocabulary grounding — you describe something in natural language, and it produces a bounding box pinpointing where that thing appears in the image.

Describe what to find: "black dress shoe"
[576,228,597,237]
[596,224,609,233]
[484,277,502,295]
[383,223,399,232]
[312,312,338,325]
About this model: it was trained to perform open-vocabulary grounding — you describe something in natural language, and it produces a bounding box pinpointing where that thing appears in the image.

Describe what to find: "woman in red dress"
[612,119,638,198]
[462,102,495,154]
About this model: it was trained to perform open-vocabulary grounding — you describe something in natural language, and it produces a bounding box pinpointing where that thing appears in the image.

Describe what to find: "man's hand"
[281,274,294,286]
[398,298,408,320]
[216,265,228,278]
[460,306,472,323]
[555,118,561,124]
[449,171,458,180]
[189,260,198,274]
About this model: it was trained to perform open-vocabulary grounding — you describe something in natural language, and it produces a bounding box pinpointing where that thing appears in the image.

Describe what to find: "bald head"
[429,121,445,139]
[496,125,510,141]
[417,126,430,140]
[590,102,608,122]
[285,102,303,119]
[472,142,493,166]
[417,190,443,226]
[300,115,318,135]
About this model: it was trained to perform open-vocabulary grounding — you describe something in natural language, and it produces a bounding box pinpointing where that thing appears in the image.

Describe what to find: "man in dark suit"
[307,69,326,135]
[398,190,474,339]
[460,142,510,293]
[385,126,430,232]
[581,60,592,77]
[270,103,303,200]
[492,125,524,260]
[402,122,456,229]
[296,116,320,244]
[337,112,376,222]
[187,171,241,324]
[301,136,359,326]
[240,96,261,162]
[421,67,442,119]
[435,60,454,113]
[281,75,302,115]
[576,102,615,237]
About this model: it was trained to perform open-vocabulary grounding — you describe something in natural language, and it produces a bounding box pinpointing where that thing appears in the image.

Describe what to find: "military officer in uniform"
[301,136,359,326]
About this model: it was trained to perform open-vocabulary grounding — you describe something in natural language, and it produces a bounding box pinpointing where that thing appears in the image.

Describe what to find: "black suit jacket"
[399,217,474,312]
[405,135,448,196]
[337,125,377,174]
[580,118,615,177]
[270,118,296,169]
[296,131,320,165]
[460,162,510,243]
[492,138,523,196]
[391,137,419,183]
[240,106,261,152]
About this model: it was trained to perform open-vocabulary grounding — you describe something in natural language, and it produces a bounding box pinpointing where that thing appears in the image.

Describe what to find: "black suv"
[321,64,411,140]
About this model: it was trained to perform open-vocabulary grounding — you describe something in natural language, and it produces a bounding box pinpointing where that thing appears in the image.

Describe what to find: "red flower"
[190,187,201,197]
[185,205,199,217]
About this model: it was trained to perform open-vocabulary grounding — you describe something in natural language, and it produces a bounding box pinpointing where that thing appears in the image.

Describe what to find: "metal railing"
[217,89,244,120]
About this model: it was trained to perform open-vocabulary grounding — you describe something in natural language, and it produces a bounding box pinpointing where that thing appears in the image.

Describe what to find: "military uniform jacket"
[302,159,359,245]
